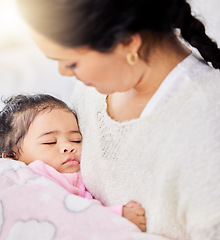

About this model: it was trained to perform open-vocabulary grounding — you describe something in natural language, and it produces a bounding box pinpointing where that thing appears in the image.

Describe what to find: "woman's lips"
[82,81,93,87]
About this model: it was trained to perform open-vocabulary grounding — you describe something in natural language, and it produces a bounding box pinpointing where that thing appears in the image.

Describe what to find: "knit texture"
[71,57,220,240]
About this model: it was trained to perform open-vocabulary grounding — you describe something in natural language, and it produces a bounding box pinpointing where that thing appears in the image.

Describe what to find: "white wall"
[189,0,220,46]
[0,42,76,108]
[0,0,76,109]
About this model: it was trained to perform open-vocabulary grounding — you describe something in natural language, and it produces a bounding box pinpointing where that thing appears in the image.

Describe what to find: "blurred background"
[0,0,76,109]
[0,0,220,109]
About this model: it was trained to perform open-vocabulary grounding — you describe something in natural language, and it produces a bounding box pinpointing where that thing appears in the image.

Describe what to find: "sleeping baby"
[0,93,146,232]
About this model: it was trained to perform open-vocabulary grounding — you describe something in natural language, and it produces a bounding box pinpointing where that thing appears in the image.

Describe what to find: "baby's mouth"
[63,156,80,165]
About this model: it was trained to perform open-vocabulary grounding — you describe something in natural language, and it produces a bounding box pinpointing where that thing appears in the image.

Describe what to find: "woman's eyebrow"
[46,56,59,61]
[46,56,69,61]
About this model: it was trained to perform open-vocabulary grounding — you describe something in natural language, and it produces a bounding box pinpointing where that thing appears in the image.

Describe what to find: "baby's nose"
[62,147,76,153]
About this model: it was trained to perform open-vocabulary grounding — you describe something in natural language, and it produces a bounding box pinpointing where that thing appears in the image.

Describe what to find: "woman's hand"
[122,200,147,232]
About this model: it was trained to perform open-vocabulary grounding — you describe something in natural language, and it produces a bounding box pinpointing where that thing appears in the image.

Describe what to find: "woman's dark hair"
[17,0,220,69]
[0,94,77,159]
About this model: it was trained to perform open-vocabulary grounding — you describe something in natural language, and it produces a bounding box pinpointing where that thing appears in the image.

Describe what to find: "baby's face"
[18,108,82,173]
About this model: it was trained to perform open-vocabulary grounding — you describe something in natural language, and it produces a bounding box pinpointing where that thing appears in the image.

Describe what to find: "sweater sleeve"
[190,224,220,240]
[177,151,220,240]
[106,205,123,216]
[175,76,220,239]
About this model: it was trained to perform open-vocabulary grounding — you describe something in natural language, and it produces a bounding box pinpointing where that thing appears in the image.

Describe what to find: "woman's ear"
[122,33,143,54]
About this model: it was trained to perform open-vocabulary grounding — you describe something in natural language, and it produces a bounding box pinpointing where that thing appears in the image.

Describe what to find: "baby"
[0,94,146,232]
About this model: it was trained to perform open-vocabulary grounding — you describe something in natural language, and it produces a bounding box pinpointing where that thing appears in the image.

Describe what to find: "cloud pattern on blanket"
[64,194,92,213]
[0,158,156,240]
[6,220,56,240]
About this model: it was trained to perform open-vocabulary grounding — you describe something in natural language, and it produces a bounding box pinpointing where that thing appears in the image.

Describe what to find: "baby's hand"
[122,200,146,232]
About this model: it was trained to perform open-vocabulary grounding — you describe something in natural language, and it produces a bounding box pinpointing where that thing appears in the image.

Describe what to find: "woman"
[16,0,220,239]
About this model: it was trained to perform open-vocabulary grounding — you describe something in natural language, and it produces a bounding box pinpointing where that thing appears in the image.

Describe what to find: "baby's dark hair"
[17,0,220,69]
[0,94,77,159]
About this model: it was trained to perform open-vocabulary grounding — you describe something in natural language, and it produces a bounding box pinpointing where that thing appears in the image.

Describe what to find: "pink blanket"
[0,158,169,240]
[28,160,123,216]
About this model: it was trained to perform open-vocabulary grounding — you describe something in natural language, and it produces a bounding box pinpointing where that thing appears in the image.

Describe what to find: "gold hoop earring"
[126,52,139,66]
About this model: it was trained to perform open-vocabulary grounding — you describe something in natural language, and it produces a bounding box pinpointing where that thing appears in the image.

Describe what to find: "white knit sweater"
[71,55,220,240]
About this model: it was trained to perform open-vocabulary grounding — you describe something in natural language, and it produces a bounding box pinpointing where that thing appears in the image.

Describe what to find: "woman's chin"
[95,87,115,95]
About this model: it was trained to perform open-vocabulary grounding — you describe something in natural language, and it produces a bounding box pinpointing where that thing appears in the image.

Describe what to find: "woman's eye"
[69,63,76,69]
[43,142,56,145]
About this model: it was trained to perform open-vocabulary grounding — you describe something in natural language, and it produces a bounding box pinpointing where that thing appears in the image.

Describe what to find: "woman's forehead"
[30,28,92,60]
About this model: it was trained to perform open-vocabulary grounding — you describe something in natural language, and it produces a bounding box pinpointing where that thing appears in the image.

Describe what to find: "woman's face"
[30,30,143,95]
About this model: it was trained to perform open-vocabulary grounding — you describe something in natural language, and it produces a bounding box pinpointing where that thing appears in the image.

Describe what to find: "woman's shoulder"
[189,67,220,103]
[158,67,220,135]
[198,67,220,87]
[172,65,220,109]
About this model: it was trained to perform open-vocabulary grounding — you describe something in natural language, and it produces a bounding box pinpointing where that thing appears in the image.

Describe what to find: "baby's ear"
[2,152,18,160]
[1,153,8,158]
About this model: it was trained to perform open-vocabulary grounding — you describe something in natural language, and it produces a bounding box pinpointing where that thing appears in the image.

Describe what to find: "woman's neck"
[107,38,191,122]
[133,37,191,98]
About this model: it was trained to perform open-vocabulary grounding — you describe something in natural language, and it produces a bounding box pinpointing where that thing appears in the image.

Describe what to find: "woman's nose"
[58,62,77,77]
